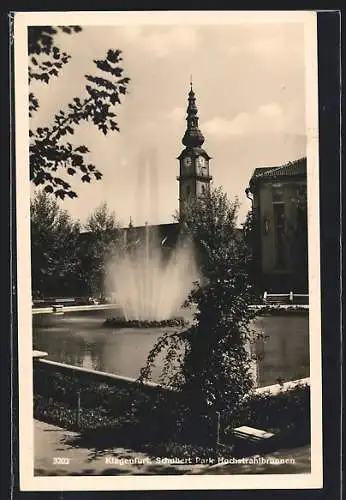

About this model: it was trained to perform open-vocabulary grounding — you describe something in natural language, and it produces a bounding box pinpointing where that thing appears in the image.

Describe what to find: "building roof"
[122,222,180,248]
[250,157,306,185]
[122,221,243,246]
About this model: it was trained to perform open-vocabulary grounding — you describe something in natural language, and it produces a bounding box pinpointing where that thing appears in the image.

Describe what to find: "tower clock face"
[196,156,207,175]
[196,156,205,167]
[183,157,192,167]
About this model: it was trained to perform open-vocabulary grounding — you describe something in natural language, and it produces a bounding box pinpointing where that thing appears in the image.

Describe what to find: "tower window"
[201,185,206,195]
[186,186,191,197]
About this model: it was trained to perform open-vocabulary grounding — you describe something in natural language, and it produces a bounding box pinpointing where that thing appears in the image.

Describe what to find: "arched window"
[201,185,206,195]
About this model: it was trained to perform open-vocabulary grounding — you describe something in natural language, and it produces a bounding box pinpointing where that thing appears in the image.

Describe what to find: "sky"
[29,18,308,228]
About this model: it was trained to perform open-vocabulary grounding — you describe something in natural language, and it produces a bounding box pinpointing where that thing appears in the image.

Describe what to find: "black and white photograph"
[14,10,322,491]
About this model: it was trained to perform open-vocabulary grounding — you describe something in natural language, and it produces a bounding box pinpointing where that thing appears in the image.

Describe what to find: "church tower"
[177,82,212,216]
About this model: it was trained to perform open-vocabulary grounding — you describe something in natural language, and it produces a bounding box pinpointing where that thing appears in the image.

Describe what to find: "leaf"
[55,190,66,199]
[67,168,76,176]
[60,26,72,34]
[117,77,130,85]
[110,93,120,105]
[86,85,97,98]
[106,49,122,63]
[74,145,89,154]
[71,154,83,166]
[109,120,119,132]
[81,174,91,183]
[85,74,115,91]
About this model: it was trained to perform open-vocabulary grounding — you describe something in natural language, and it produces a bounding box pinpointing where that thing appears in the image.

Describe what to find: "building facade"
[247,157,308,293]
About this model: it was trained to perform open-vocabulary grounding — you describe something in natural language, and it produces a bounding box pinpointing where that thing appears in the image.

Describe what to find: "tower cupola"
[182,83,205,148]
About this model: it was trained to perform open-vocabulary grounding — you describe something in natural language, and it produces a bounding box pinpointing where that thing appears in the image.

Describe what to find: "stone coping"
[37,358,169,391]
[33,350,48,359]
[32,303,119,315]
[36,357,310,396]
[254,377,310,396]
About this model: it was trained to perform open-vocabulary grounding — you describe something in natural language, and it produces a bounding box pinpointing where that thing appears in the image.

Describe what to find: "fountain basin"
[33,309,309,388]
[103,317,189,329]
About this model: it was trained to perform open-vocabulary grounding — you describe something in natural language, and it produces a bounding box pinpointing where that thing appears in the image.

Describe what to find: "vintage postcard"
[14,10,322,491]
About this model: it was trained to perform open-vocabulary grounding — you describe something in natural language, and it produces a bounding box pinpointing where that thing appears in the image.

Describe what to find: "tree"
[30,190,81,298]
[140,188,255,439]
[79,203,120,296]
[29,26,130,199]
[84,202,119,235]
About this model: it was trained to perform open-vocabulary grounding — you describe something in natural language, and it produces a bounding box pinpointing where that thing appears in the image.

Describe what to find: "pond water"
[33,309,310,388]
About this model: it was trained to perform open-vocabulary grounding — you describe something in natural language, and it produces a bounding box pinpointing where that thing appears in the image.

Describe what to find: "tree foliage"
[29,26,130,199]
[140,188,256,429]
[79,203,120,296]
[84,202,119,235]
[30,189,81,298]
[31,195,121,298]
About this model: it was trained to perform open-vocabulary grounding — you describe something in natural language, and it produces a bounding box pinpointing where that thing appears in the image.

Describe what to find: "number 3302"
[53,457,70,465]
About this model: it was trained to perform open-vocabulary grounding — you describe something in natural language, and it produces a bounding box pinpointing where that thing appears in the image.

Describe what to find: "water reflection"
[251,315,310,386]
[33,311,310,387]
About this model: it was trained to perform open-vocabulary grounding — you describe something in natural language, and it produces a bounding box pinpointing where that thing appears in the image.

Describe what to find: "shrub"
[139,188,257,436]
[223,384,311,448]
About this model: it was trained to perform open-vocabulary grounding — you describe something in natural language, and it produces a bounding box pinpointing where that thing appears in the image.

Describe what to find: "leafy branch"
[29,26,130,199]
[28,26,82,103]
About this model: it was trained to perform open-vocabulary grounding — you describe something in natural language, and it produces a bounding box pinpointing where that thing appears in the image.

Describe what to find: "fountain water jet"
[106,224,198,322]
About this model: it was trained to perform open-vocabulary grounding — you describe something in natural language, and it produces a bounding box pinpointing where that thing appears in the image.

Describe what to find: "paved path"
[34,420,311,476]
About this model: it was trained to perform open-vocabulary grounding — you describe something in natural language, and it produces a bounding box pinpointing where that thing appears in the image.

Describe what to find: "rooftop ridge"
[251,157,307,181]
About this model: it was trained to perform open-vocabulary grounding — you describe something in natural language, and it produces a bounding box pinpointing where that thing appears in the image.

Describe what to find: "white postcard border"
[14,10,323,491]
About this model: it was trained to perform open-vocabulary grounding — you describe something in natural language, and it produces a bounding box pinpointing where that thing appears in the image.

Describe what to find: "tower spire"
[177,81,212,217]
[182,82,205,148]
